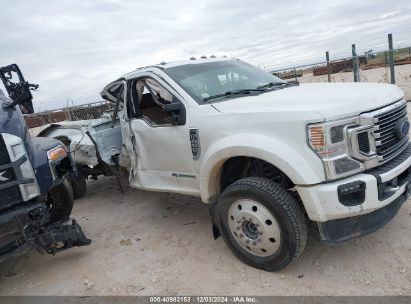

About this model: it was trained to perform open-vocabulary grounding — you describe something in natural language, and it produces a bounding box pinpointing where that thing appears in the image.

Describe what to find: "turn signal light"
[47,146,67,161]
[308,126,325,148]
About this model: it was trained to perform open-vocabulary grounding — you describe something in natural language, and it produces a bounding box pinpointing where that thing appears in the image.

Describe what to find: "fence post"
[326,51,331,82]
[66,98,72,120]
[352,44,360,82]
[388,33,395,84]
[293,68,297,82]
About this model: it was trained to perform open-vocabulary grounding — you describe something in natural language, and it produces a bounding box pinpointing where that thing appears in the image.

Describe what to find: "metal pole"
[388,33,395,84]
[352,44,359,82]
[66,98,72,120]
[293,68,297,82]
[326,51,331,82]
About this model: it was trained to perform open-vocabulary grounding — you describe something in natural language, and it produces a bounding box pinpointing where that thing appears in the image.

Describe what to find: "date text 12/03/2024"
[149,296,257,303]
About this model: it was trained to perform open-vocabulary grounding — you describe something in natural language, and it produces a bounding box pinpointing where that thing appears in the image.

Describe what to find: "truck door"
[123,73,199,195]
[100,80,136,169]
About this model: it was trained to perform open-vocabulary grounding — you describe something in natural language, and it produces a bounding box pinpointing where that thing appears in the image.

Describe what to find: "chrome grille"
[374,101,408,161]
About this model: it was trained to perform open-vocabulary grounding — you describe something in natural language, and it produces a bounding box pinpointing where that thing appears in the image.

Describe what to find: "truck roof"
[123,57,233,78]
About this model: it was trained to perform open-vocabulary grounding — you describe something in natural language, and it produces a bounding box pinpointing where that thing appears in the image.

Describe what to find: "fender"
[30,137,74,194]
[199,133,325,203]
[38,123,99,166]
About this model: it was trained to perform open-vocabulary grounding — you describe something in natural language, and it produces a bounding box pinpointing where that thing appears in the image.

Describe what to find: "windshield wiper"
[203,89,265,102]
[256,82,289,89]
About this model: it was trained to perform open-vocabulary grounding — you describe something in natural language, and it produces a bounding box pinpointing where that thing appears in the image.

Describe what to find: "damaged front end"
[0,199,91,262]
[29,219,91,255]
[0,132,91,262]
[0,64,91,262]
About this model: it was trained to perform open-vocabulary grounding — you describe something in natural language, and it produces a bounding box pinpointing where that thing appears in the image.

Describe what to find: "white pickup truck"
[39,58,411,271]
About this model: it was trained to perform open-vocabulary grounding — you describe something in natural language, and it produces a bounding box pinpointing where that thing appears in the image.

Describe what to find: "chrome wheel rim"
[228,199,281,257]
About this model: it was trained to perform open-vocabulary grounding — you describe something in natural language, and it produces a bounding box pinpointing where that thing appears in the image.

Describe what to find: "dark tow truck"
[0,64,90,261]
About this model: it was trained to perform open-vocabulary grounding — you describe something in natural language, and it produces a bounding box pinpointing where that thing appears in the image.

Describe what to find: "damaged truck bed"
[38,114,125,180]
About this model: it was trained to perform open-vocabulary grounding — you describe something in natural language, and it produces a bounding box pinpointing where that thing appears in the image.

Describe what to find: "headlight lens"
[2,133,40,201]
[307,118,363,180]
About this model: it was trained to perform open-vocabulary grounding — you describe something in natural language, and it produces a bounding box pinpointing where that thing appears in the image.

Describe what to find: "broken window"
[127,77,182,126]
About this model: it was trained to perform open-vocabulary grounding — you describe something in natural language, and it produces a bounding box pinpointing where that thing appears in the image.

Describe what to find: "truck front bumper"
[296,144,411,243]
[0,200,48,254]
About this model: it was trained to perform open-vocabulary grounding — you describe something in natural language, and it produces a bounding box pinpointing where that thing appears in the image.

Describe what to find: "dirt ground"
[0,176,410,296]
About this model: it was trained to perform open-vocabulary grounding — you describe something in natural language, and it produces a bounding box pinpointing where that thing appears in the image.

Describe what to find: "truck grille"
[374,101,408,162]
[0,134,10,166]
[0,186,22,208]
[357,132,370,154]
[0,134,23,210]
[357,100,409,163]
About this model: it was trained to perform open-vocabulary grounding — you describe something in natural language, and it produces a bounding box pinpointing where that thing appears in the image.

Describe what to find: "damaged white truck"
[39,58,411,271]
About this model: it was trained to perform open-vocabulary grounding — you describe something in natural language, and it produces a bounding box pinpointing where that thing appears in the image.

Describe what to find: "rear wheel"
[216,177,307,271]
[46,178,74,222]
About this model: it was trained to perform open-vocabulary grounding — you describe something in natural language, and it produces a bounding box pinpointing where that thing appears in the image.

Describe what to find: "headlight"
[2,133,40,201]
[307,118,364,180]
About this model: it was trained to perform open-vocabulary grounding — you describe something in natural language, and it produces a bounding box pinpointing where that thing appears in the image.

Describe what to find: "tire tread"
[219,177,308,270]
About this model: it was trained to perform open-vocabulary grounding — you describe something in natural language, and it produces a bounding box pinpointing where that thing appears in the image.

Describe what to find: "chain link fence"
[25,100,113,135]
[270,35,411,101]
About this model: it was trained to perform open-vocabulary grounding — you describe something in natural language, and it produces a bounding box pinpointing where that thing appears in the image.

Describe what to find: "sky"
[0,0,410,112]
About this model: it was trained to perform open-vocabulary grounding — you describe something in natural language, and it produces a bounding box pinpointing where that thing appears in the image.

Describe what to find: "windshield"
[164,60,286,104]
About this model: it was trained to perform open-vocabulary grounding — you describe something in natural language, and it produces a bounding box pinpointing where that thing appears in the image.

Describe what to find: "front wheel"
[70,168,87,199]
[216,177,308,271]
[45,178,74,223]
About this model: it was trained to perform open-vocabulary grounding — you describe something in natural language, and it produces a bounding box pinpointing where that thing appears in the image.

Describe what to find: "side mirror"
[0,64,36,114]
[164,102,186,126]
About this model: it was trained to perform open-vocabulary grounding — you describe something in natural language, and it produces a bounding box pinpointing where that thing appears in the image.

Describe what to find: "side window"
[101,81,125,120]
[128,77,183,126]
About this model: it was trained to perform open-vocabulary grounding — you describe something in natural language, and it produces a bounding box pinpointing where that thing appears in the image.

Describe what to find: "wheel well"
[216,157,308,226]
[219,157,294,193]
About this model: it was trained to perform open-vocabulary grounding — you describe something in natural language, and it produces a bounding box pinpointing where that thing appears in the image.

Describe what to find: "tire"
[70,168,87,199]
[46,178,74,223]
[216,177,307,271]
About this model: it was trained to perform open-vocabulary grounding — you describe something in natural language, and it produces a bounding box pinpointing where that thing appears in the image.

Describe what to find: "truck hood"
[211,83,405,120]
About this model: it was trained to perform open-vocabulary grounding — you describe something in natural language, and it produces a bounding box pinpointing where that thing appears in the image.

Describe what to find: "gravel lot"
[0,175,410,296]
